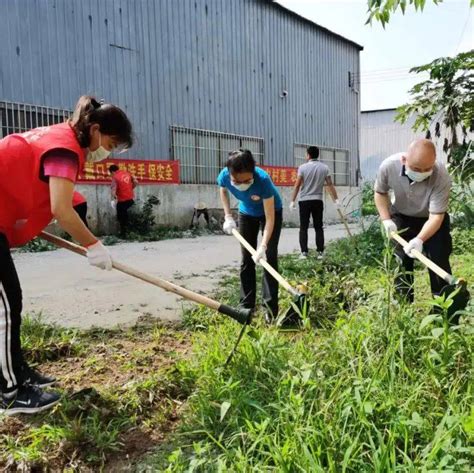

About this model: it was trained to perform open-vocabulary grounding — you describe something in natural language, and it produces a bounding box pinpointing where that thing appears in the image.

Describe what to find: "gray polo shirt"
[297,160,329,201]
[374,152,452,218]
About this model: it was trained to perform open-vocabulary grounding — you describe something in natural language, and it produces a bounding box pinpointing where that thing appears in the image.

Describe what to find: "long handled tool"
[391,232,470,320]
[328,194,352,237]
[231,229,309,325]
[40,232,251,326]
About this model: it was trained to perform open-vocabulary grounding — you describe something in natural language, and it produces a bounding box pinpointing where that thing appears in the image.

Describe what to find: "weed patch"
[0,316,192,471]
[139,228,473,472]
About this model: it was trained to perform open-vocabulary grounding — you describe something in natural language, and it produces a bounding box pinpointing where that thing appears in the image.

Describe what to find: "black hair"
[69,95,133,149]
[109,164,119,173]
[307,146,319,160]
[226,149,256,174]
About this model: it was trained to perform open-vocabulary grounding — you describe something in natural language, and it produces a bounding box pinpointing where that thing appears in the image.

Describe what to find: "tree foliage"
[366,0,473,27]
[395,51,473,166]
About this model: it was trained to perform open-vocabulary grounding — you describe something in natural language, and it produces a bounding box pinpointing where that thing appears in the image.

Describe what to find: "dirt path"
[13,224,357,328]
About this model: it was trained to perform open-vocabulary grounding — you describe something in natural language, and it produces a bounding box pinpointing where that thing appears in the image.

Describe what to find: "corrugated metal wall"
[0,0,361,183]
[360,110,420,181]
[360,109,470,181]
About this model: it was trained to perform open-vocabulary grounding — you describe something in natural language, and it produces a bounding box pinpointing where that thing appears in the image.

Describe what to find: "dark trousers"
[299,199,324,253]
[392,213,452,303]
[117,200,134,236]
[74,202,89,228]
[0,233,25,393]
[239,210,283,318]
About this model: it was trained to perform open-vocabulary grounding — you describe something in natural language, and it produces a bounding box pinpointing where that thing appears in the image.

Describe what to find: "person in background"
[0,95,133,415]
[218,149,283,323]
[374,139,453,304]
[290,146,340,259]
[73,191,88,228]
[109,165,138,237]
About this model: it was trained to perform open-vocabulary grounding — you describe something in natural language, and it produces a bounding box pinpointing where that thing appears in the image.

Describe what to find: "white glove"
[382,219,397,238]
[334,199,342,210]
[252,244,267,264]
[289,201,296,211]
[223,215,237,235]
[110,200,117,211]
[404,237,423,258]
[87,241,113,270]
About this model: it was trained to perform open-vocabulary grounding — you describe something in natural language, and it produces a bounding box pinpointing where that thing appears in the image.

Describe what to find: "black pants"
[74,202,89,228]
[239,210,283,318]
[117,200,134,236]
[0,233,25,393]
[392,213,452,303]
[299,199,324,253]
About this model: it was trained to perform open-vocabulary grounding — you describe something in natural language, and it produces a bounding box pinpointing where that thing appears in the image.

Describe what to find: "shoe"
[21,364,56,388]
[0,385,60,416]
[299,252,308,260]
[317,252,324,260]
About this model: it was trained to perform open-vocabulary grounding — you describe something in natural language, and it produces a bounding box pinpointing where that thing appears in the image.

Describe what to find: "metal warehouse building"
[1,0,363,231]
[360,109,471,182]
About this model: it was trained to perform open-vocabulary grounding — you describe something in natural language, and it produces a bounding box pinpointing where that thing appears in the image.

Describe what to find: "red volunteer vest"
[72,191,87,207]
[114,170,134,202]
[0,122,86,247]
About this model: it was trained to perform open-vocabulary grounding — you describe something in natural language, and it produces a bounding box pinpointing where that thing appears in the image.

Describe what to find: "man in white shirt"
[374,139,453,302]
[290,146,340,259]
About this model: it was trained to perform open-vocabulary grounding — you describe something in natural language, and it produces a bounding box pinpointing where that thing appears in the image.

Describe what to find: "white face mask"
[232,179,254,192]
[87,133,111,162]
[405,166,433,182]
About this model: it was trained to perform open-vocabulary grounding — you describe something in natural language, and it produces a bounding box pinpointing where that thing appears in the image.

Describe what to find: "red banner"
[77,159,180,184]
[261,165,297,186]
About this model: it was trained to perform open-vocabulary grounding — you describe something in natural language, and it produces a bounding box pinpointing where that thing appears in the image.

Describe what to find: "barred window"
[0,101,71,138]
[171,125,265,184]
[294,143,350,186]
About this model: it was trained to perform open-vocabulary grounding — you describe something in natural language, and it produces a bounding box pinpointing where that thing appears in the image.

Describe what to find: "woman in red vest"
[0,96,133,415]
[109,165,138,237]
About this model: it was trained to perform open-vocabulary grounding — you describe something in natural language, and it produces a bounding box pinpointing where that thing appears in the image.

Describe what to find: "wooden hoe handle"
[231,229,298,296]
[390,232,455,284]
[41,231,252,324]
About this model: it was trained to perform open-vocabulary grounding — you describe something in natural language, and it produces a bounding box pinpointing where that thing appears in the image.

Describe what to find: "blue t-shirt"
[217,167,283,217]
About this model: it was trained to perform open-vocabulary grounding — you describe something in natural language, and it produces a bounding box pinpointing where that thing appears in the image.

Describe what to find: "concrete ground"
[13,223,358,329]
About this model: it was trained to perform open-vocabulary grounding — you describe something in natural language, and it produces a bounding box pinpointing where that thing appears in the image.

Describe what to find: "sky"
[277,0,473,110]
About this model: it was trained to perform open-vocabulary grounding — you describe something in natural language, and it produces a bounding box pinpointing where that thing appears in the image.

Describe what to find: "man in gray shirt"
[290,146,339,259]
[374,138,453,303]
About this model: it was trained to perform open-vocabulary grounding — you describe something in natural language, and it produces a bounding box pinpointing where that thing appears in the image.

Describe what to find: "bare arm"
[324,176,338,201]
[49,177,98,247]
[291,176,303,202]
[374,191,392,221]
[132,176,139,188]
[262,197,275,247]
[417,213,445,242]
[111,179,117,200]
[219,187,232,216]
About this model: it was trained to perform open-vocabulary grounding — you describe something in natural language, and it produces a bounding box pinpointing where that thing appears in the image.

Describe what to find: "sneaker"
[0,385,60,416]
[299,252,308,260]
[21,364,56,388]
[316,251,324,260]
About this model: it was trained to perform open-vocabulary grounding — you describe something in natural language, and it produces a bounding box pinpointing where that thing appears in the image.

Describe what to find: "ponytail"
[69,95,133,149]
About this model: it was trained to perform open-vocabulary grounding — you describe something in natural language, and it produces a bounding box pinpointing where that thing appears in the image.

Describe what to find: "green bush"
[127,195,161,235]
[361,180,377,216]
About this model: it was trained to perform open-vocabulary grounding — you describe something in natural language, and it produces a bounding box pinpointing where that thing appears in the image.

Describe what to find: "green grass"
[0,317,192,471]
[138,227,474,472]
[4,226,473,471]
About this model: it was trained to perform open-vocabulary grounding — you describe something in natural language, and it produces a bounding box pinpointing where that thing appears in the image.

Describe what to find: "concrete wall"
[76,183,361,235]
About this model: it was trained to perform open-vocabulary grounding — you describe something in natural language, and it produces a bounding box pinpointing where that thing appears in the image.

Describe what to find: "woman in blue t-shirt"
[217,149,283,322]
